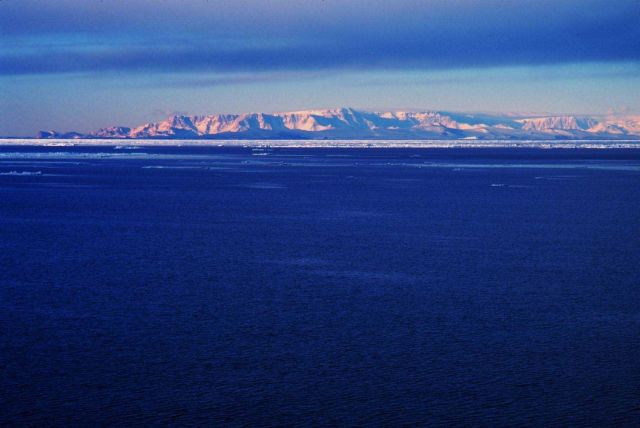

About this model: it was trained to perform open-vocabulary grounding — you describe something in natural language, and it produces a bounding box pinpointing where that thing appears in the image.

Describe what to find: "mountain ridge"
[36,108,640,140]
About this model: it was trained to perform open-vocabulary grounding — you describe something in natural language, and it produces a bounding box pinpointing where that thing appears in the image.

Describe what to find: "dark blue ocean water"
[1,146,640,426]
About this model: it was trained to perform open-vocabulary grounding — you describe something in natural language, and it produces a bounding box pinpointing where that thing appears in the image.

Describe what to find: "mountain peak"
[34,108,640,140]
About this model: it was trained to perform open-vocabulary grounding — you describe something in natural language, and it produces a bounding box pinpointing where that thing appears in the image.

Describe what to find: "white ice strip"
[404,162,640,171]
[1,138,640,149]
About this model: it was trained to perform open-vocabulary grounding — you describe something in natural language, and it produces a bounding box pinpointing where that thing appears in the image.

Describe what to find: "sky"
[1,0,639,136]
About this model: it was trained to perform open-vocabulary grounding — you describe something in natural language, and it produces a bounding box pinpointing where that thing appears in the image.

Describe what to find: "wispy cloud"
[1,0,638,76]
[137,71,329,89]
[350,64,640,87]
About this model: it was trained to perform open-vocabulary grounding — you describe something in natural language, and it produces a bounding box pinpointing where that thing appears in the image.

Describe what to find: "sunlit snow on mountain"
[36,108,640,141]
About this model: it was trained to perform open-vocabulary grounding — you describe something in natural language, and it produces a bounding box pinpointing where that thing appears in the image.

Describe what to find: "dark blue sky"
[1,0,639,135]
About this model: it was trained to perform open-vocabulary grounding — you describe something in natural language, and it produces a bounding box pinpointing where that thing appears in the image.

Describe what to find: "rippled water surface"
[1,146,640,426]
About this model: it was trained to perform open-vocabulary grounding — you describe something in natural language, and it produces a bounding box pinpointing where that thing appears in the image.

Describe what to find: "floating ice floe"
[0,170,42,176]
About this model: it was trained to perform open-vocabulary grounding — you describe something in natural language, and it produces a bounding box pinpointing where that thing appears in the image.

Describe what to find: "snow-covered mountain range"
[37,108,640,140]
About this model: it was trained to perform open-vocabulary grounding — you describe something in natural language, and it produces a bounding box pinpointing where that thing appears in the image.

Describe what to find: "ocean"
[1,145,640,425]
